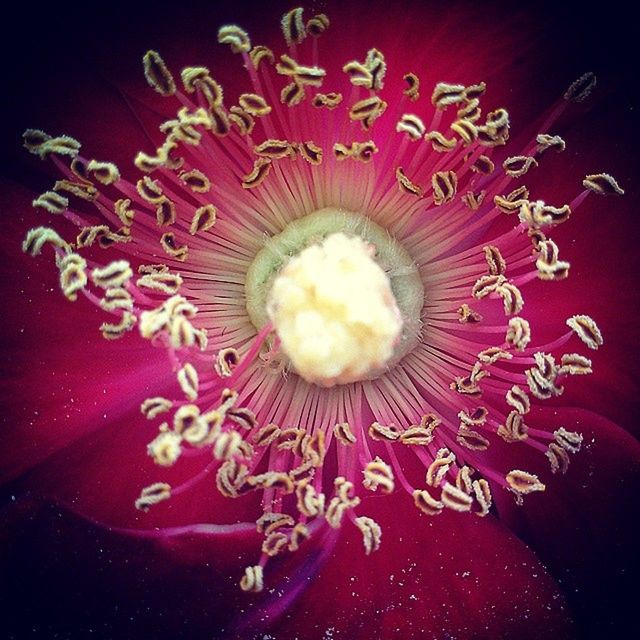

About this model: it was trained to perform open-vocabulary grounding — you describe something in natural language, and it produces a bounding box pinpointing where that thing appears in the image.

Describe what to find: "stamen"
[472,479,492,516]
[58,254,87,301]
[239,565,263,593]
[160,232,188,261]
[413,489,444,516]
[54,179,97,201]
[249,46,275,69]
[349,96,387,130]
[334,141,378,162]
[215,347,240,377]
[179,169,211,193]
[147,429,182,466]
[424,131,457,152]
[87,160,120,185]
[496,282,524,316]
[536,133,566,154]
[135,482,172,511]
[554,427,583,454]
[426,448,455,487]
[582,173,624,196]
[217,25,252,54]
[190,204,217,235]
[254,139,297,159]
[478,347,512,364]
[156,198,177,227]
[365,49,386,91]
[143,50,176,96]
[369,422,400,441]
[306,13,329,37]
[136,176,164,203]
[506,470,546,496]
[506,385,530,415]
[457,427,490,451]
[355,516,382,555]
[450,119,478,145]
[312,92,343,109]
[431,82,466,109]
[22,128,52,154]
[115,199,135,226]
[472,274,506,299]
[343,61,372,88]
[238,93,272,117]
[242,158,272,189]
[28,134,81,159]
[396,167,423,197]
[564,72,597,102]
[33,191,68,214]
[141,397,173,420]
[333,422,357,445]
[497,411,529,442]
[257,513,294,534]
[262,531,288,557]
[483,245,507,275]
[229,106,255,135]
[363,457,395,493]
[503,155,538,178]
[441,483,473,512]
[506,317,531,351]
[546,442,570,474]
[558,353,592,375]
[403,73,420,101]
[494,186,530,213]
[281,82,306,107]
[177,363,199,400]
[458,304,483,323]
[296,478,325,517]
[91,260,133,289]
[281,7,306,46]
[566,315,603,349]
[431,171,458,206]
[100,312,137,340]
[298,141,323,165]
[253,423,281,447]
[100,287,133,312]
[470,155,495,174]
[399,415,438,445]
[137,272,183,295]
[396,114,426,141]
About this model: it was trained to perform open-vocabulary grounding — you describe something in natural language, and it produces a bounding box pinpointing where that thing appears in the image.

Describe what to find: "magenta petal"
[1,1,638,639]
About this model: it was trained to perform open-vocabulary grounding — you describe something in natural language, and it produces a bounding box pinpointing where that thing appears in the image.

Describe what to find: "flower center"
[245,208,424,385]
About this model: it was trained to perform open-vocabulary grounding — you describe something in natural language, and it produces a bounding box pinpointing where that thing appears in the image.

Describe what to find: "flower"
[1,1,639,638]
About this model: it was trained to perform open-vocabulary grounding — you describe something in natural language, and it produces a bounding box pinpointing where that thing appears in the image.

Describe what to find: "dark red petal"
[265,494,574,639]
[0,493,574,639]
[493,407,640,637]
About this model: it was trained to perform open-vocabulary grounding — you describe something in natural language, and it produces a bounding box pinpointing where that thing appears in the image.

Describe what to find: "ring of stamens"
[18,4,622,599]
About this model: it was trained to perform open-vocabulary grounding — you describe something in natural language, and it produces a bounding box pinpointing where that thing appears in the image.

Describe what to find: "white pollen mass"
[267,232,403,387]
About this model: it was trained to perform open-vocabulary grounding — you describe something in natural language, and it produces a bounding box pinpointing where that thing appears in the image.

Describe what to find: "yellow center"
[266,232,403,387]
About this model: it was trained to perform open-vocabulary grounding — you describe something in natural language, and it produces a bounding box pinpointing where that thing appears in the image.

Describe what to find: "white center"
[266,232,403,387]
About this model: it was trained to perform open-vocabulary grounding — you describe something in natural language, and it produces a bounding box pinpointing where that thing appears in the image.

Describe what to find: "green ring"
[245,208,424,379]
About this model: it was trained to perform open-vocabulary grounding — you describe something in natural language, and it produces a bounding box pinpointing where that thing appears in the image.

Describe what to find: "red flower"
[1,1,638,638]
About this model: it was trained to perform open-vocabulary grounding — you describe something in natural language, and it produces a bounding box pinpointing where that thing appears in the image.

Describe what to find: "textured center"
[266,232,403,386]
